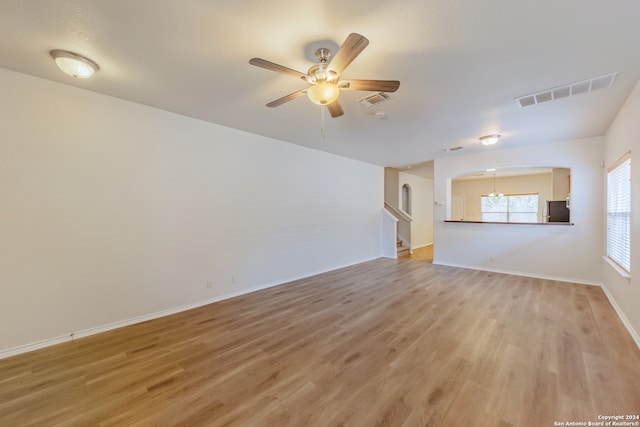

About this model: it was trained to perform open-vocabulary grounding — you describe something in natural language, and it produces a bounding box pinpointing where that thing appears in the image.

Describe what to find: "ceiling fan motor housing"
[306,63,338,84]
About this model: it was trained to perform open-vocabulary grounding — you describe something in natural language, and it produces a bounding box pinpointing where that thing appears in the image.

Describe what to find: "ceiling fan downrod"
[315,48,331,63]
[305,48,337,85]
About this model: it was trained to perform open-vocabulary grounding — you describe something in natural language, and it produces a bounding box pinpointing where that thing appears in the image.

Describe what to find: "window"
[481,194,539,223]
[607,152,631,274]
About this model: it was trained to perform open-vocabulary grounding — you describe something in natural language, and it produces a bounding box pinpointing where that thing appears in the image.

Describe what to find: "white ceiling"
[1,0,639,169]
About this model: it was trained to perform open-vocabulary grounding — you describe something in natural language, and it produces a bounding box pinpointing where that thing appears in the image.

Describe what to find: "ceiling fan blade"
[266,89,307,107]
[328,33,369,75]
[340,79,400,93]
[249,58,307,80]
[327,99,344,118]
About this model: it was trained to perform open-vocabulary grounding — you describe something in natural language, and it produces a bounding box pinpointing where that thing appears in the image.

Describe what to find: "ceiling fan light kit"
[249,33,400,118]
[307,82,340,105]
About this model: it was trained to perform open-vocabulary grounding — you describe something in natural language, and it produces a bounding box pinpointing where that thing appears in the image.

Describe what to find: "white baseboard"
[432,261,602,286]
[0,256,379,360]
[433,260,640,350]
[411,243,434,250]
[6,255,636,360]
[599,285,640,351]
[0,334,73,359]
[0,295,246,360]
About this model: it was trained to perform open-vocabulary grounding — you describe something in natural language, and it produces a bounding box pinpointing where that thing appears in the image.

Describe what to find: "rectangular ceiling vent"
[515,72,618,108]
[358,92,389,108]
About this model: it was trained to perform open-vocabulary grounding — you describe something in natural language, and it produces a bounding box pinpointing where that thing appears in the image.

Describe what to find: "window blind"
[607,153,631,273]
[481,194,539,223]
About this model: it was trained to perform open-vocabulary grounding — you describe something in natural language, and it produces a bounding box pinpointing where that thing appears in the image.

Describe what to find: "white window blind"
[481,194,539,223]
[607,153,631,274]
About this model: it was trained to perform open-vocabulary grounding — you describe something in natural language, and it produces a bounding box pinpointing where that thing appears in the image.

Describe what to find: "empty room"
[1,1,640,426]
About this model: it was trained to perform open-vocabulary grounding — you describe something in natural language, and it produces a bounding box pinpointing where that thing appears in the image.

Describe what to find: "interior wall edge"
[599,283,640,351]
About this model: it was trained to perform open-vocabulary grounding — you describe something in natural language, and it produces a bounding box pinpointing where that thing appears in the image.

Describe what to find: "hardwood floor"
[403,245,433,262]
[1,256,639,426]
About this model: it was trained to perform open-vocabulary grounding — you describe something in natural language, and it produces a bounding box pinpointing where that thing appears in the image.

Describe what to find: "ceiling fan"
[249,33,400,118]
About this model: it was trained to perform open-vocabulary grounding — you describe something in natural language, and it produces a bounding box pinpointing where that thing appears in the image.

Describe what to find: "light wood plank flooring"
[1,255,639,426]
[403,245,434,262]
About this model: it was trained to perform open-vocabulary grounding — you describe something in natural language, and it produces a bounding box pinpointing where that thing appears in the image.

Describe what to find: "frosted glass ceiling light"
[307,82,340,105]
[479,134,501,146]
[50,50,99,79]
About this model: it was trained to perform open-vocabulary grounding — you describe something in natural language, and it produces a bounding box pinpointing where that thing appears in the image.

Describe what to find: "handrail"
[384,201,413,222]
[383,202,413,255]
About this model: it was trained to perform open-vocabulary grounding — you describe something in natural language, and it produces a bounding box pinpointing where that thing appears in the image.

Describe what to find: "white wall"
[433,137,604,284]
[384,167,400,206]
[398,172,434,248]
[603,80,640,343]
[0,68,383,355]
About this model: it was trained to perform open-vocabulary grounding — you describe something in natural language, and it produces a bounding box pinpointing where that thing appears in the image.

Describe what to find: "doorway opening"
[401,183,412,215]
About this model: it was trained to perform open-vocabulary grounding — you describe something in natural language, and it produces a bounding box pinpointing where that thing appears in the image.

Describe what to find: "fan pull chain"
[320,105,326,141]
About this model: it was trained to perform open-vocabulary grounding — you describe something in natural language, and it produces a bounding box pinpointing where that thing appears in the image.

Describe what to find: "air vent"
[358,92,389,107]
[515,72,618,108]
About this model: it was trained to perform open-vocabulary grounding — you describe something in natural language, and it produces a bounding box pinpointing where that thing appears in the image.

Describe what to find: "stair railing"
[383,202,413,256]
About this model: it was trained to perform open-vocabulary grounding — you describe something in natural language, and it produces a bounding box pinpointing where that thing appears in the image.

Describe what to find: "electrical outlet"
[231,275,237,284]
[206,281,213,289]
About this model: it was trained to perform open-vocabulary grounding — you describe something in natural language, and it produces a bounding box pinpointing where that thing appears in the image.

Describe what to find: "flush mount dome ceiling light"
[50,49,99,78]
[479,134,501,146]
